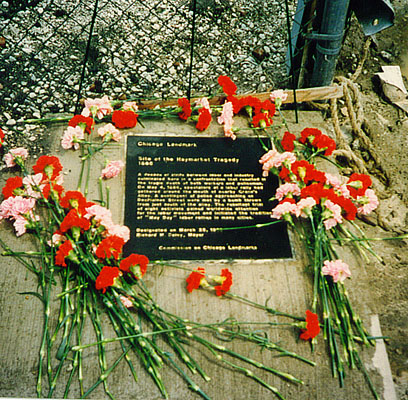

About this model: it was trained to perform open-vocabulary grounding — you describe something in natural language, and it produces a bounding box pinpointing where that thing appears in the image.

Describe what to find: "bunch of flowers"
[0,102,318,400]
[258,126,379,388]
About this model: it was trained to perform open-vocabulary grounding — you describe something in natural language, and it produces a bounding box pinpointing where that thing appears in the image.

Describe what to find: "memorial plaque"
[124,136,292,260]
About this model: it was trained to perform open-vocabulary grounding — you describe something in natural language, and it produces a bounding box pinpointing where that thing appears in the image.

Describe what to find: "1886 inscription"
[124,136,292,260]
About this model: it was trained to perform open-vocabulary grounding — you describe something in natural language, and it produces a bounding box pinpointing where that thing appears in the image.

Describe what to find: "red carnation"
[196,107,212,131]
[60,209,91,234]
[2,176,24,199]
[214,268,233,296]
[279,166,292,182]
[218,75,237,96]
[32,155,63,182]
[300,183,327,203]
[68,114,94,134]
[299,310,320,340]
[42,183,64,200]
[60,190,87,214]
[55,240,73,267]
[227,95,244,114]
[95,266,121,293]
[177,97,192,120]
[260,99,276,117]
[281,131,296,151]
[240,96,262,115]
[112,110,138,129]
[313,134,336,156]
[252,112,272,128]
[346,173,372,198]
[95,235,125,260]
[186,267,207,293]
[299,128,322,145]
[120,253,149,279]
[331,194,357,221]
[291,160,315,183]
[0,128,4,148]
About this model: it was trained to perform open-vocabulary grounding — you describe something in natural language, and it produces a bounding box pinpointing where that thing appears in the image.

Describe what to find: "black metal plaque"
[124,136,292,260]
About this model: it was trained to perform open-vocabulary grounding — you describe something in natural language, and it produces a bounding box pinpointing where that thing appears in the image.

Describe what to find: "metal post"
[75,0,99,114]
[310,0,351,87]
[187,0,197,100]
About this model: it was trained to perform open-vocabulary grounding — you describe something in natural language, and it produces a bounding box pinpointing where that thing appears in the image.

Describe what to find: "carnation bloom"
[107,224,130,242]
[259,150,296,177]
[299,127,322,144]
[4,147,29,168]
[322,199,343,230]
[275,182,301,201]
[122,101,138,112]
[97,123,121,142]
[60,191,87,214]
[61,126,84,150]
[32,155,63,182]
[68,114,94,134]
[2,176,24,199]
[101,160,125,179]
[59,209,91,238]
[356,189,379,215]
[218,75,237,96]
[95,266,121,293]
[346,173,372,198]
[95,235,125,259]
[299,310,320,340]
[313,134,336,156]
[85,204,113,228]
[112,110,138,129]
[42,183,64,201]
[271,200,298,221]
[196,97,211,111]
[120,295,133,308]
[296,197,316,218]
[0,195,36,220]
[196,107,212,131]
[270,89,288,105]
[23,173,44,199]
[0,128,4,148]
[120,253,149,279]
[186,267,208,293]
[55,240,74,267]
[177,97,192,120]
[252,112,272,128]
[218,102,235,140]
[13,215,30,236]
[213,268,233,296]
[281,131,296,152]
[322,259,351,283]
[81,95,113,119]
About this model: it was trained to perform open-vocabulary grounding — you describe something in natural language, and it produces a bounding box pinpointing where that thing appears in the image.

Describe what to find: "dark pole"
[75,0,99,114]
[310,0,350,87]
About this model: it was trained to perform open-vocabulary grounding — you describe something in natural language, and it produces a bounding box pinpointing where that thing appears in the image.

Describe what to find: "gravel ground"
[0,0,296,153]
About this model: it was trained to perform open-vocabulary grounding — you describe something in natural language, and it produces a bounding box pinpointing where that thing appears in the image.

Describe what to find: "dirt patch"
[336,2,408,398]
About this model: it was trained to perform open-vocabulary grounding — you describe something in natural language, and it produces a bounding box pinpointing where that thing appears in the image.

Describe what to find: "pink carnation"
[357,189,379,215]
[322,199,343,230]
[196,97,211,111]
[218,102,236,140]
[85,204,113,228]
[13,215,29,236]
[23,173,45,199]
[122,101,138,112]
[81,95,113,119]
[271,201,298,220]
[61,126,84,150]
[296,197,316,218]
[275,182,301,201]
[120,295,133,308]
[259,150,296,177]
[0,196,36,220]
[101,160,125,179]
[325,173,350,198]
[97,123,121,142]
[4,147,29,168]
[270,89,288,103]
[107,224,130,243]
[322,259,351,283]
